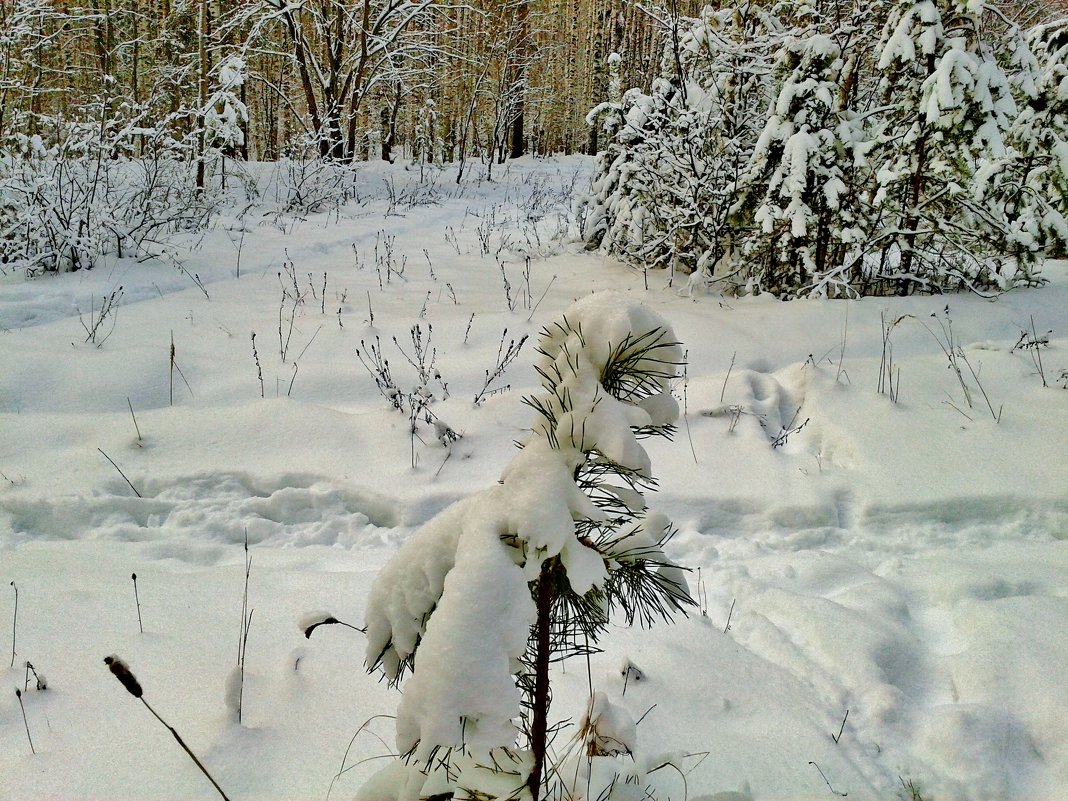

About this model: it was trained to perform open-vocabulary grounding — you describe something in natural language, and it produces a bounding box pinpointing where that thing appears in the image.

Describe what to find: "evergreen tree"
[870,0,1019,292]
[735,26,872,297]
[362,293,691,801]
[987,18,1068,269]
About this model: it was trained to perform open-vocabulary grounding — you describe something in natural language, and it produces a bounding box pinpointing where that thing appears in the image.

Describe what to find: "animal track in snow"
[0,471,402,549]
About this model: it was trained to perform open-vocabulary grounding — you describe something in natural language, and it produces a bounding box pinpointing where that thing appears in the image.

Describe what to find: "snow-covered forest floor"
[1,156,1066,801]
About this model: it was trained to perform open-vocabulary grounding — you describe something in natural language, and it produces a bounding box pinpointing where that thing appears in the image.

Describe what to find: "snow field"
[1,157,1066,800]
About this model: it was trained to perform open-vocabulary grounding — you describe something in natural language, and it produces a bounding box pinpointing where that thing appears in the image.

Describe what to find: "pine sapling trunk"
[527,559,555,801]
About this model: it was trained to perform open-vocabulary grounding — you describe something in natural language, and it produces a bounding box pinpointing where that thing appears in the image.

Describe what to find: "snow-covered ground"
[1,157,1066,801]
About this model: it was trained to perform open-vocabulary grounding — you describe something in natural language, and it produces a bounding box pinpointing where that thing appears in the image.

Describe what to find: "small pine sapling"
[361,292,692,801]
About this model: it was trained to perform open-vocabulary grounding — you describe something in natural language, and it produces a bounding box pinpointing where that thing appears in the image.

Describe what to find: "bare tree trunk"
[509,0,529,159]
[196,0,210,193]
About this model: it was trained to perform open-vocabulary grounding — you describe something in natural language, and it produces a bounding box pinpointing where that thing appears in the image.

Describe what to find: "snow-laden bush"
[0,106,210,274]
[580,4,782,283]
[581,0,1051,298]
[362,292,692,801]
[866,0,1024,294]
[982,18,1068,270]
[732,29,871,298]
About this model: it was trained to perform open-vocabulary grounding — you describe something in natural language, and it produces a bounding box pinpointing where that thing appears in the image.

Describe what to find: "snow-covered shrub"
[0,105,209,273]
[582,0,1050,297]
[205,56,249,156]
[868,0,1023,293]
[579,4,784,283]
[362,293,692,801]
[982,18,1068,271]
[733,28,873,297]
[273,148,360,217]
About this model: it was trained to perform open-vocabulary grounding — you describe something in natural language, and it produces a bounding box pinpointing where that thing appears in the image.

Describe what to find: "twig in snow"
[16,689,34,754]
[98,448,141,498]
[127,398,143,446]
[251,332,264,398]
[132,573,143,634]
[832,708,849,744]
[9,581,16,667]
[809,761,847,797]
[720,351,736,403]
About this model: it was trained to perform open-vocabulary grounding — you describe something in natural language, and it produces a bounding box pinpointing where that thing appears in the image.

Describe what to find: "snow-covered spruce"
[362,292,692,801]
[580,0,1050,297]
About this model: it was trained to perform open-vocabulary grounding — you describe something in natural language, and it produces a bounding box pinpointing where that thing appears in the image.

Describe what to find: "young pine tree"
[870,0,1019,292]
[985,19,1068,272]
[361,293,692,801]
[736,28,871,297]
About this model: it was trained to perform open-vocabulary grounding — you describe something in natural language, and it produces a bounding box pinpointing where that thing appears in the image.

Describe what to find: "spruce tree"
[870,0,1019,292]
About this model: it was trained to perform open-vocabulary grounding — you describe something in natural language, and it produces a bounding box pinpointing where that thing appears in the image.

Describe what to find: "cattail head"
[104,655,143,698]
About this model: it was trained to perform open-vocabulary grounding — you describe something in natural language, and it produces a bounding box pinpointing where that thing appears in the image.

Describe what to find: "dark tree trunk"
[509,0,529,159]
[526,559,554,801]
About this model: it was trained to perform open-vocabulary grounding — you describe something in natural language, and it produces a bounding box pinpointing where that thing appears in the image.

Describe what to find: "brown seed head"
[104,655,143,698]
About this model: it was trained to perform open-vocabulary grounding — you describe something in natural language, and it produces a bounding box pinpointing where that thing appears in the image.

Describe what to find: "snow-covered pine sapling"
[103,656,233,801]
[362,292,692,801]
[473,329,528,405]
